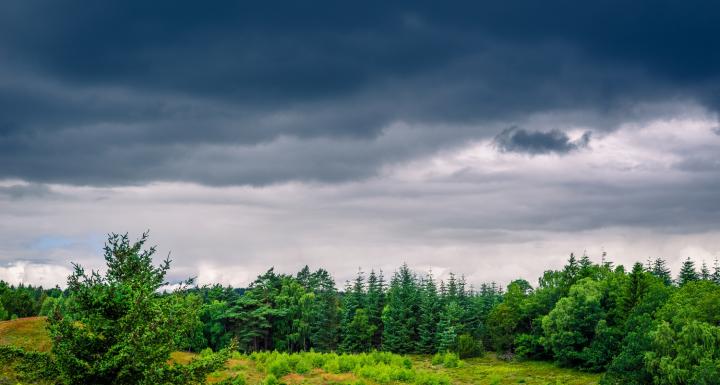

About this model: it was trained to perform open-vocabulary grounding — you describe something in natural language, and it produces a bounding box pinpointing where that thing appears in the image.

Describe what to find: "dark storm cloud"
[1,0,720,185]
[494,127,591,155]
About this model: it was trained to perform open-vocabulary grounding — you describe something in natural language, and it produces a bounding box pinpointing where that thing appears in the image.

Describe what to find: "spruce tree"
[624,262,648,312]
[339,269,367,352]
[650,258,673,286]
[579,253,594,278]
[436,301,463,353]
[48,233,229,385]
[309,268,339,351]
[417,272,441,353]
[677,258,699,286]
[382,264,420,353]
[712,259,720,284]
[562,253,580,290]
[700,261,711,281]
[366,269,386,349]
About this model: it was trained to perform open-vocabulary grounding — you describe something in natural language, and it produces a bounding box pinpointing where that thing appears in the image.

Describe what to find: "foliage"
[47,232,229,385]
[457,334,483,358]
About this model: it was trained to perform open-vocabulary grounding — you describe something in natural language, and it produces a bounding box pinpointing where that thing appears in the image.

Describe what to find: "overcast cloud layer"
[1,1,720,287]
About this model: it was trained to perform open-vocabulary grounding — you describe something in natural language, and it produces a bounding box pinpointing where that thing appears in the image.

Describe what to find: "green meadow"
[1,317,598,385]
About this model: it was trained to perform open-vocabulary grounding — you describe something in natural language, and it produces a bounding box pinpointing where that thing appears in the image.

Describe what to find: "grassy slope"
[3,317,600,385]
[0,316,52,352]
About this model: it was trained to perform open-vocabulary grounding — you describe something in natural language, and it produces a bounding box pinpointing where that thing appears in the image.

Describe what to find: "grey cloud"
[0,183,54,200]
[0,1,719,186]
[494,127,591,155]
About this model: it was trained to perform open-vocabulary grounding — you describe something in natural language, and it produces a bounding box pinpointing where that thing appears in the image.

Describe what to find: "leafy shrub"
[294,357,312,374]
[323,357,341,373]
[457,334,483,359]
[263,373,280,385]
[431,353,444,365]
[268,357,291,377]
[442,352,461,368]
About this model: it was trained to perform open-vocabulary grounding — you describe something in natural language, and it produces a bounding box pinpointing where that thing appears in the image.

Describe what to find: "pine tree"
[562,253,580,290]
[296,265,313,289]
[624,262,648,313]
[650,258,673,286]
[677,258,699,286]
[309,268,339,351]
[48,233,229,384]
[700,261,711,281]
[366,269,386,349]
[436,301,463,353]
[579,253,594,278]
[382,264,420,353]
[340,269,367,352]
[417,272,441,353]
[712,259,720,284]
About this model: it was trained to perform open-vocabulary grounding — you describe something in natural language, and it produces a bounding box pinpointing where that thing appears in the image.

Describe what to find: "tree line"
[2,233,720,384]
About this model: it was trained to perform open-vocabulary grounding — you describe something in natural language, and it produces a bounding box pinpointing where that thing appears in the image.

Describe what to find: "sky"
[1,1,720,288]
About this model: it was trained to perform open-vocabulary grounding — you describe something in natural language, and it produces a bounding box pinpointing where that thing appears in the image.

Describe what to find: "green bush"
[442,352,461,368]
[323,357,341,373]
[457,334,483,359]
[294,357,312,374]
[263,373,280,385]
[267,357,291,377]
[431,353,444,365]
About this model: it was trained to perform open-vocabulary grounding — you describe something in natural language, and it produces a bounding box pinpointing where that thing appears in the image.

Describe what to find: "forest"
[1,233,720,385]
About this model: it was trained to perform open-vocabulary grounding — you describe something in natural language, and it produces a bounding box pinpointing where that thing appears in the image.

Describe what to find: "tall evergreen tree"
[562,253,581,291]
[382,264,420,353]
[624,262,649,313]
[712,259,720,284]
[417,272,441,353]
[677,258,699,286]
[650,258,673,286]
[700,261,711,281]
[48,233,229,385]
[309,268,339,351]
[339,269,367,352]
[366,269,386,349]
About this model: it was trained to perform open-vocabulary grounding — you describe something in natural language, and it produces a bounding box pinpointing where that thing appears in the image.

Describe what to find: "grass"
[0,316,52,352]
[2,317,601,385]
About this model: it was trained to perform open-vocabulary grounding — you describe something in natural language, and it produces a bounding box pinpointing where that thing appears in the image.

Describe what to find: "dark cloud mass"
[494,127,590,155]
[0,0,719,185]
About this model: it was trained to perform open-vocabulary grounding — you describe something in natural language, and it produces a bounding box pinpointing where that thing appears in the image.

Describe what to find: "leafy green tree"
[542,278,605,368]
[601,276,671,385]
[0,299,8,320]
[486,279,531,353]
[712,259,720,284]
[677,257,699,286]
[645,281,720,384]
[48,232,229,385]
